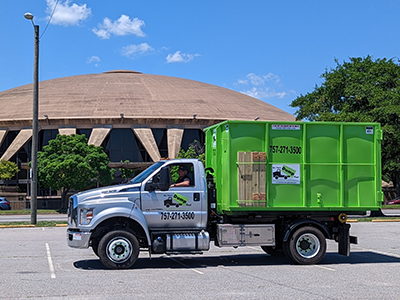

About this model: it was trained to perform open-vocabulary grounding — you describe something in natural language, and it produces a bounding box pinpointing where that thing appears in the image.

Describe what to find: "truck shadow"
[73,251,400,270]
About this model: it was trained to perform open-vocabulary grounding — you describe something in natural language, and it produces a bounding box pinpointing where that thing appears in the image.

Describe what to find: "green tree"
[36,134,115,207]
[177,140,205,164]
[0,160,19,184]
[171,140,205,182]
[119,160,136,180]
[290,56,400,194]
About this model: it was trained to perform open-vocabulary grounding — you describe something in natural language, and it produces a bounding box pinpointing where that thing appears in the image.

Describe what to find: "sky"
[1,1,400,116]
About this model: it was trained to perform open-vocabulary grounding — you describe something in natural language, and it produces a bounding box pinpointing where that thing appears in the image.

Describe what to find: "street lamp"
[24,12,39,225]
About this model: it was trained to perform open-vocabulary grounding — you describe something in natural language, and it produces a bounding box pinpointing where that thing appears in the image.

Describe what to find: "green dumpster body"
[204,120,382,215]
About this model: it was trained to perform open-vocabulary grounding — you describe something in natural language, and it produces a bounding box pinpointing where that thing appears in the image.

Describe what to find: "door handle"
[194,193,200,201]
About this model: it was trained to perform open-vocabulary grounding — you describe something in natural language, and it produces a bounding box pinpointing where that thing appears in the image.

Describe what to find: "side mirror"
[145,166,171,192]
[158,166,171,191]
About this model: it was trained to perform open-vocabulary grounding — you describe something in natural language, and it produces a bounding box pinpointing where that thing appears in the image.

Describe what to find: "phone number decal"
[160,211,195,220]
[270,145,302,154]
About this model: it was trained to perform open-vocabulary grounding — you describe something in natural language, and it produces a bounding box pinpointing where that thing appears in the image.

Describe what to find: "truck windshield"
[129,161,166,184]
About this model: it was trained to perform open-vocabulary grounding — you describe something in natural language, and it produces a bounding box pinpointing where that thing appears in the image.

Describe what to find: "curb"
[0,224,35,228]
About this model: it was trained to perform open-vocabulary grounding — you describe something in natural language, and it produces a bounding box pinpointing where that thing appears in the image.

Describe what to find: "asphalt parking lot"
[0,222,400,300]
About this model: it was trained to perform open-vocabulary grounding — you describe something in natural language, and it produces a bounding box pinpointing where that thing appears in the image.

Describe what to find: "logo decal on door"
[163,193,190,208]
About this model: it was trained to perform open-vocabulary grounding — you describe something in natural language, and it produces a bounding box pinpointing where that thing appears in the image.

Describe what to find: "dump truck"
[67,120,382,269]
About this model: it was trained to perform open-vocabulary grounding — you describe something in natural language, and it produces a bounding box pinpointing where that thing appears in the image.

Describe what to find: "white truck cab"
[68,159,212,269]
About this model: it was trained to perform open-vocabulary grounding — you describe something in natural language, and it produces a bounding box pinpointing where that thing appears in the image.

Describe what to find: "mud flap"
[338,223,351,256]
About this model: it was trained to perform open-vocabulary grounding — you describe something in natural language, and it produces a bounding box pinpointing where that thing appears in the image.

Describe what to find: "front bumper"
[67,229,92,249]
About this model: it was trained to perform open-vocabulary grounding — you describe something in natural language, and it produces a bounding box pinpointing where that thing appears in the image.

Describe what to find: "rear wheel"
[284,226,326,265]
[98,229,139,269]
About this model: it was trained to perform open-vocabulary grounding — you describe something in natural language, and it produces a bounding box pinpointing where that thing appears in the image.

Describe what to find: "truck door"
[141,162,206,230]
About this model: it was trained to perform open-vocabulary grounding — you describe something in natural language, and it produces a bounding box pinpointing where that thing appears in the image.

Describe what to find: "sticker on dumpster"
[213,129,217,148]
[272,164,300,184]
[366,126,374,134]
[272,124,300,130]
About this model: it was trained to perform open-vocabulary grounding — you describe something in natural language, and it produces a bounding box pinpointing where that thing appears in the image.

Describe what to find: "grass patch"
[0,221,68,227]
[352,217,400,222]
[347,215,400,222]
[0,209,67,215]
[382,204,400,209]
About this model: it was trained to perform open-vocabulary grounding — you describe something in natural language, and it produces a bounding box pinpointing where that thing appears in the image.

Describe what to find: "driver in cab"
[171,165,190,187]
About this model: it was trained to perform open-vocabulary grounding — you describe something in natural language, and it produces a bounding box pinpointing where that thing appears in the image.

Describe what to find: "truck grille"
[68,195,78,227]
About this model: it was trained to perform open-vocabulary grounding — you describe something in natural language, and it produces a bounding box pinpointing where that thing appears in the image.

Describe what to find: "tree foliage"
[177,140,205,164]
[170,140,205,182]
[36,134,115,206]
[290,56,400,192]
[0,160,19,183]
[119,160,136,180]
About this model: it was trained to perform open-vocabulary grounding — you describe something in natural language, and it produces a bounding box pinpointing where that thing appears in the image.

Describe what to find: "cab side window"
[170,163,195,187]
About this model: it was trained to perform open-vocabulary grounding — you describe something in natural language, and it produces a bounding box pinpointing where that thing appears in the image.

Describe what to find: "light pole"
[24,12,39,225]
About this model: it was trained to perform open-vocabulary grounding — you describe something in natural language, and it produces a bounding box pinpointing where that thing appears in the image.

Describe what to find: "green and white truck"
[67,120,382,269]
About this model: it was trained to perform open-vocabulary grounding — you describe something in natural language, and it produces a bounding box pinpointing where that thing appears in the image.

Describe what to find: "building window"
[102,128,151,162]
[39,129,58,151]
[0,130,19,158]
[152,129,168,159]
[0,131,29,185]
[181,129,205,151]
[77,129,92,140]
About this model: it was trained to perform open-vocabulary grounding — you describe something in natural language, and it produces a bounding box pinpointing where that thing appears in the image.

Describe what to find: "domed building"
[0,70,294,205]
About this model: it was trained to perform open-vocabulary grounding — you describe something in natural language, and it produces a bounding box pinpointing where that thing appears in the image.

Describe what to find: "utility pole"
[24,12,39,225]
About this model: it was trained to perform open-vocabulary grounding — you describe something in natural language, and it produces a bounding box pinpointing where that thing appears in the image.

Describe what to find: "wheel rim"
[106,237,133,263]
[295,233,320,259]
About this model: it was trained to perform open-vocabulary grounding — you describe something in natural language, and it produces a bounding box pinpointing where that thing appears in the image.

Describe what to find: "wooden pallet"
[237,151,266,207]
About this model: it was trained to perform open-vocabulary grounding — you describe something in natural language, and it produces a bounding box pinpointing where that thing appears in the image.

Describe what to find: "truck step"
[165,251,204,255]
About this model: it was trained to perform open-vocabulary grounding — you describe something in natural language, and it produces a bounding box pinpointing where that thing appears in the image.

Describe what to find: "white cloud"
[93,15,145,39]
[241,87,289,99]
[166,51,200,63]
[87,56,100,66]
[238,73,282,87]
[235,73,294,100]
[46,0,91,26]
[121,43,154,58]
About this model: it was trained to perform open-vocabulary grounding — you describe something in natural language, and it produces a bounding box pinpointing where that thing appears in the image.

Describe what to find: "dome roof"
[0,70,294,125]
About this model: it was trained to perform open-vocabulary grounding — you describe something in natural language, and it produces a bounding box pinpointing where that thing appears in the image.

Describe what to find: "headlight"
[80,208,94,225]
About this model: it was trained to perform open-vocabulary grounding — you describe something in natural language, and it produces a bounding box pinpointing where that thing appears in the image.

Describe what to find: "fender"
[129,203,151,247]
[80,198,151,247]
[79,198,133,230]
[282,219,331,242]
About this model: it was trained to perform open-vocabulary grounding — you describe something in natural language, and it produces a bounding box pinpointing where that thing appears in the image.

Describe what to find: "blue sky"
[1,1,400,116]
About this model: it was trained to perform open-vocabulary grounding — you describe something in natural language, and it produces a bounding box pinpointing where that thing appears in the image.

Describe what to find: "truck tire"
[261,246,285,257]
[98,229,139,269]
[91,239,99,257]
[284,226,326,265]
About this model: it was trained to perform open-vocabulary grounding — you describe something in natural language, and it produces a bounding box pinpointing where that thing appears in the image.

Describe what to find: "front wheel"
[284,226,326,265]
[98,229,139,269]
[91,239,99,257]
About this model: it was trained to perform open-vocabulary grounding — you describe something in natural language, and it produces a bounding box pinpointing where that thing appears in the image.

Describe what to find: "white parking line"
[168,257,204,274]
[313,265,336,271]
[45,243,56,279]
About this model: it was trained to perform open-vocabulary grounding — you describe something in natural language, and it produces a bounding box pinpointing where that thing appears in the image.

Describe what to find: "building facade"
[0,70,294,204]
